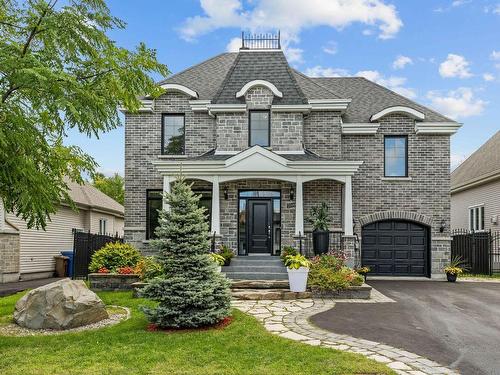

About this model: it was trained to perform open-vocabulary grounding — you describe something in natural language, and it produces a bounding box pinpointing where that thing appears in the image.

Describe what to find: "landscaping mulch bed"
[146,316,233,333]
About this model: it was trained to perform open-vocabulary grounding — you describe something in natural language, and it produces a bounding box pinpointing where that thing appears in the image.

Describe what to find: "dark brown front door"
[247,199,272,254]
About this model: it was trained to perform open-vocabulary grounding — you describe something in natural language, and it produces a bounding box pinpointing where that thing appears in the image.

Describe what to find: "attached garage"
[361,220,430,277]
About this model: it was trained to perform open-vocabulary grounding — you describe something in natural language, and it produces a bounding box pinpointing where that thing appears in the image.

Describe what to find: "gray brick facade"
[125,91,452,277]
[0,231,20,283]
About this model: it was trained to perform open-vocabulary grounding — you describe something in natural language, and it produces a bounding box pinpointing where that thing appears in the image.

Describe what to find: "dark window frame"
[384,135,408,177]
[161,113,186,155]
[248,110,271,147]
[146,189,162,240]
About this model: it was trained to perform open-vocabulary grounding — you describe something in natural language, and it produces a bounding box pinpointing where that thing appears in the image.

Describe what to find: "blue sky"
[66,0,500,176]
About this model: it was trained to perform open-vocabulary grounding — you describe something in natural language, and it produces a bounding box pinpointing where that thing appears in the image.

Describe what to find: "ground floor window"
[469,205,485,231]
[99,218,107,235]
[238,190,281,255]
[146,188,212,240]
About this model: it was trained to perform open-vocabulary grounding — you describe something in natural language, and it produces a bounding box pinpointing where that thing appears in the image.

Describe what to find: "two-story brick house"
[123,39,460,279]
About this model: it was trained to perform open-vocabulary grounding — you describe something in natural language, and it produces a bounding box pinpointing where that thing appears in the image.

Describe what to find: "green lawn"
[459,273,500,279]
[0,291,393,375]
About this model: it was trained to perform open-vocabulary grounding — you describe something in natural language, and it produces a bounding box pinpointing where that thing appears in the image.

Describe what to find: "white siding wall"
[6,207,89,275]
[451,179,500,231]
[89,211,124,236]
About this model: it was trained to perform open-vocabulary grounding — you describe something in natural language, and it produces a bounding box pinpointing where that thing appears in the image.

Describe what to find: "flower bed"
[88,273,140,291]
[310,284,372,299]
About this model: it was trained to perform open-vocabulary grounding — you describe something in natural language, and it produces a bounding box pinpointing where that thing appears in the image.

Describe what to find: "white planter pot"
[216,266,222,273]
[287,267,309,292]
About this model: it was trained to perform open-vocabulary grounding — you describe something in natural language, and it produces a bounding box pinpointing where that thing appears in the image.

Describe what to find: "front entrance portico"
[154,146,362,257]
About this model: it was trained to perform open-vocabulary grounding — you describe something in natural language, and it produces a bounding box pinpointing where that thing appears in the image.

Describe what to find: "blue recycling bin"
[61,251,74,278]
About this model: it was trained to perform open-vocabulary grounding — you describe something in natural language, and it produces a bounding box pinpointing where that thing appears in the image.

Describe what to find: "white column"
[344,175,354,236]
[294,176,304,236]
[162,175,171,211]
[210,176,220,235]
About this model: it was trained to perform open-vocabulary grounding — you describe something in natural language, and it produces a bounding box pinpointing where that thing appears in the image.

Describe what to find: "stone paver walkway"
[233,295,458,375]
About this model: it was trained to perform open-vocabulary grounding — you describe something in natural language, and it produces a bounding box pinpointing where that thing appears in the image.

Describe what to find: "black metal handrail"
[298,230,344,257]
[241,31,280,50]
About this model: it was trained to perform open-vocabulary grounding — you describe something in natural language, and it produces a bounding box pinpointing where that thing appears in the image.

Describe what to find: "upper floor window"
[249,110,270,147]
[384,136,408,177]
[162,114,185,155]
[469,205,485,231]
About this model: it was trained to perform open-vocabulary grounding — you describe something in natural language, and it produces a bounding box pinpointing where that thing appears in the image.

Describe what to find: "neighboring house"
[0,180,124,282]
[123,36,460,278]
[451,131,500,232]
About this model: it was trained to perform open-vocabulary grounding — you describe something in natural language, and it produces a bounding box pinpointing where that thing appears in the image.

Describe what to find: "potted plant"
[444,256,468,282]
[355,266,370,282]
[218,244,234,266]
[209,253,226,273]
[284,254,312,292]
[307,202,332,255]
[280,245,298,262]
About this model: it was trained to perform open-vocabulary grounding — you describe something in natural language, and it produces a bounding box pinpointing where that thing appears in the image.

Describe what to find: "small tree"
[140,175,231,328]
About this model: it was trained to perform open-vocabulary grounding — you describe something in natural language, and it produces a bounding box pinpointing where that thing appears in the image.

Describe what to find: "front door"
[247,199,272,254]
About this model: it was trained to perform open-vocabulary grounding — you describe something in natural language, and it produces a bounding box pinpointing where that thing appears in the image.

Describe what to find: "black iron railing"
[451,229,500,275]
[241,31,281,50]
[73,231,123,279]
[297,231,344,257]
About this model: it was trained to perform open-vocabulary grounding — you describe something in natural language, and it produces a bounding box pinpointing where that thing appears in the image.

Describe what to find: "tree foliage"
[140,175,231,328]
[92,172,124,205]
[0,0,168,228]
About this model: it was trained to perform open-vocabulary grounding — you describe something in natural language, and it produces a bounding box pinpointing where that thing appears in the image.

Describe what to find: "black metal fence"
[73,231,123,279]
[241,31,281,49]
[451,229,500,275]
[298,231,344,257]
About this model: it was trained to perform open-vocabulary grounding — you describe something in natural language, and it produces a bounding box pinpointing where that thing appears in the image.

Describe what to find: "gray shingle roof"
[310,76,454,123]
[212,51,308,105]
[66,180,124,216]
[167,148,331,162]
[451,131,500,190]
[159,53,238,100]
[157,51,455,123]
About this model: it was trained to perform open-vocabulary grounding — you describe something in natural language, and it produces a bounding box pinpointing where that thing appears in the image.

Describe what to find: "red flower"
[117,266,135,275]
[98,267,110,274]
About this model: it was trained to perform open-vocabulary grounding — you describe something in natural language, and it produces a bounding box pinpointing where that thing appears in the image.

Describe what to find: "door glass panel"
[238,199,247,255]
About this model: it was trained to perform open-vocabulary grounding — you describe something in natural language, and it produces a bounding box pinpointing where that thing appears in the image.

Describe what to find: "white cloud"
[304,66,350,77]
[322,41,338,55]
[356,70,417,99]
[452,0,471,7]
[450,153,468,171]
[362,29,374,35]
[427,87,486,119]
[495,4,500,14]
[180,0,403,54]
[439,54,472,78]
[226,37,242,52]
[483,73,495,81]
[392,55,413,70]
[490,50,500,61]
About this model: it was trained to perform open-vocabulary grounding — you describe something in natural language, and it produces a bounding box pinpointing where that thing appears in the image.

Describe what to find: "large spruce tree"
[140,175,231,328]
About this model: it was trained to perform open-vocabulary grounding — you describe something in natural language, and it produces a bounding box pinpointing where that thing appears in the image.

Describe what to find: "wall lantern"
[290,188,295,201]
[440,220,446,233]
[224,187,229,200]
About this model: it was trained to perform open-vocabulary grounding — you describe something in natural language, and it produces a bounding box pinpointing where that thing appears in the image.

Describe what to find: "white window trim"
[468,204,485,231]
[99,218,107,235]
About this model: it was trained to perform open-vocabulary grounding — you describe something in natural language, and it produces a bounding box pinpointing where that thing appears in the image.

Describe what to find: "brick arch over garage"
[358,211,433,228]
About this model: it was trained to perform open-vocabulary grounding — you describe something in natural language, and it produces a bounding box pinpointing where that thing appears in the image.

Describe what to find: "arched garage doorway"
[361,220,430,277]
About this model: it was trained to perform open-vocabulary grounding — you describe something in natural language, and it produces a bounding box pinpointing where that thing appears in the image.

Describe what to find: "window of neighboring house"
[384,136,408,177]
[146,189,212,240]
[469,205,485,231]
[99,219,107,235]
[249,110,270,147]
[162,114,185,155]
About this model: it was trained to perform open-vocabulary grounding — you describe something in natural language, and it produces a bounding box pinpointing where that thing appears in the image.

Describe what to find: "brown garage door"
[361,220,429,276]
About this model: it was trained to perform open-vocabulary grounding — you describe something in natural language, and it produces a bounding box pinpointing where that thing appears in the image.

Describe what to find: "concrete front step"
[222,265,287,273]
[232,288,312,300]
[235,255,282,261]
[223,272,288,280]
[230,259,284,267]
[231,279,290,289]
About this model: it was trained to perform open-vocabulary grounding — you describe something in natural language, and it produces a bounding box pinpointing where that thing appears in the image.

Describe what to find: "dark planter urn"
[446,272,457,282]
[312,230,330,255]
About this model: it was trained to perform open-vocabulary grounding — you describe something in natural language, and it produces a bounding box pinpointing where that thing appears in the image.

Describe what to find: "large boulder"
[13,279,109,330]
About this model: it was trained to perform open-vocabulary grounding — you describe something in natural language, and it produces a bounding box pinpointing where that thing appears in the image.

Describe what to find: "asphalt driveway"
[311,280,500,375]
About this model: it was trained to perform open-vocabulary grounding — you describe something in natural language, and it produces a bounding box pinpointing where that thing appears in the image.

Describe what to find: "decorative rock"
[14,279,108,330]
